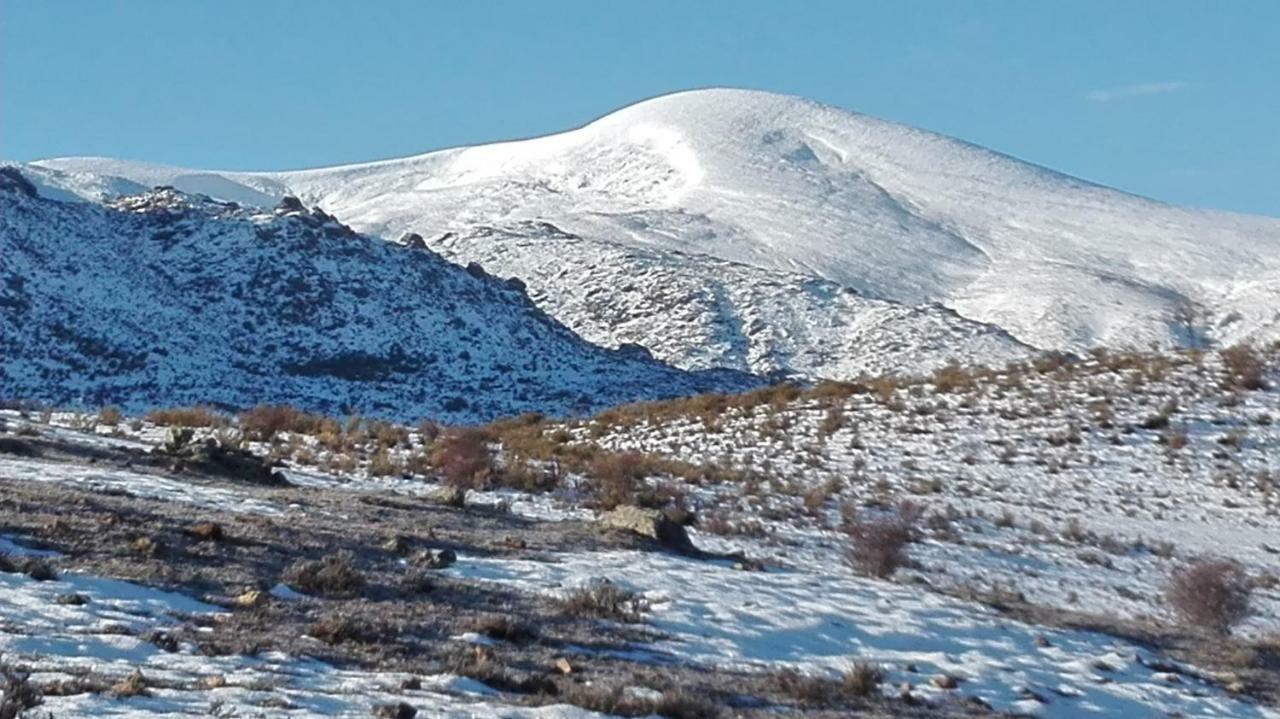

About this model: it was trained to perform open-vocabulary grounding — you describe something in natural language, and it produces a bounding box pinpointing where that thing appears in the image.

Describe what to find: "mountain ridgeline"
[0,167,754,421]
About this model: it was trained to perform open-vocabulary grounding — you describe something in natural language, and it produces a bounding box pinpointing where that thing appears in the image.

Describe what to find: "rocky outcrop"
[599,505,696,554]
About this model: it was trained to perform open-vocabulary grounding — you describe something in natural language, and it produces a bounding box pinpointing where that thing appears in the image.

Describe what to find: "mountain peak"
[17,90,1280,371]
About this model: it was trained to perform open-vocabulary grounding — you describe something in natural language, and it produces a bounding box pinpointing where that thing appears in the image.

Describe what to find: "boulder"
[427,485,465,508]
[599,505,696,553]
[156,436,287,486]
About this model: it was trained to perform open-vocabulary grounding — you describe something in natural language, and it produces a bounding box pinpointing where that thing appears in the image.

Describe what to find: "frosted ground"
[1,346,1277,717]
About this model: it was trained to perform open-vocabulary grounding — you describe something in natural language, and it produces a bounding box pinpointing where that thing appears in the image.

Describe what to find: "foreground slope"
[2,352,1277,717]
[0,169,751,421]
[31,89,1280,374]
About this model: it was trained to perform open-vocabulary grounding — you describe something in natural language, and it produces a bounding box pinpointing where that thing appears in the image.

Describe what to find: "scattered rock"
[383,534,410,554]
[186,521,225,542]
[146,630,179,652]
[53,592,89,606]
[929,674,959,690]
[399,677,422,691]
[1034,635,1052,648]
[413,548,456,570]
[372,701,418,719]
[234,589,268,608]
[1018,687,1049,704]
[198,675,227,690]
[427,485,465,508]
[110,670,149,698]
[130,535,165,556]
[553,658,573,675]
[24,560,57,582]
[400,232,426,250]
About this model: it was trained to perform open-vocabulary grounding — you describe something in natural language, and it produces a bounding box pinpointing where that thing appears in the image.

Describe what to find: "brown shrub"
[1166,559,1253,635]
[589,452,651,510]
[146,406,227,428]
[843,502,919,578]
[239,405,337,440]
[430,429,495,489]
[96,406,123,426]
[767,662,884,707]
[283,552,366,597]
[307,614,380,644]
[1221,345,1268,391]
[932,362,976,393]
[367,449,404,477]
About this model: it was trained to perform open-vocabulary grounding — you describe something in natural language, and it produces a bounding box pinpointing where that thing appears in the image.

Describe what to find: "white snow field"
[26,88,1280,377]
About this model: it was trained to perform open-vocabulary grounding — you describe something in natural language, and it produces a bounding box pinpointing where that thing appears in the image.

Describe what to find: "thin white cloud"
[1087,81,1188,103]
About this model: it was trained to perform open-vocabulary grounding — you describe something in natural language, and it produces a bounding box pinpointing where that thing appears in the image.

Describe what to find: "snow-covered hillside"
[27,89,1280,377]
[0,169,751,421]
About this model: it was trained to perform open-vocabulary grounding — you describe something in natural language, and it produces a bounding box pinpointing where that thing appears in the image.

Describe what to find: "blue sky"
[2,1,1277,216]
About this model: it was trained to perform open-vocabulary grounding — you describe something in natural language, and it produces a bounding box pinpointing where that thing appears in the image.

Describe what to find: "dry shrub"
[430,428,495,489]
[1166,559,1252,635]
[843,502,920,578]
[767,662,884,707]
[445,646,555,695]
[239,405,337,440]
[590,451,651,510]
[818,405,845,437]
[559,683,720,719]
[1,663,43,718]
[367,449,404,477]
[1221,345,1268,391]
[470,615,538,644]
[559,580,649,623]
[307,614,381,644]
[283,552,366,597]
[368,420,410,450]
[96,406,123,426]
[932,362,976,393]
[146,405,227,428]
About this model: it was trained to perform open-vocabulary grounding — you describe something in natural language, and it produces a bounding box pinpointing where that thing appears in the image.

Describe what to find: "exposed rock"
[930,674,960,690]
[0,437,40,457]
[156,436,287,486]
[186,521,225,542]
[234,589,268,608]
[412,548,457,570]
[0,166,37,198]
[599,505,696,553]
[427,485,465,508]
[277,195,306,213]
[400,232,426,250]
[372,702,417,719]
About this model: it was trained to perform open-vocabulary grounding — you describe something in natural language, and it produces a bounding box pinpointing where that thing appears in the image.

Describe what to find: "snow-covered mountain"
[0,168,752,421]
[24,88,1280,376]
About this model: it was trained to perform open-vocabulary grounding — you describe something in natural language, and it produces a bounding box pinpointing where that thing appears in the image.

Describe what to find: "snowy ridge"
[27,88,1280,377]
[0,169,753,421]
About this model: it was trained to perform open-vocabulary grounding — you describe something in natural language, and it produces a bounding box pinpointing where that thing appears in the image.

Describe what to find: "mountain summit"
[26,89,1280,376]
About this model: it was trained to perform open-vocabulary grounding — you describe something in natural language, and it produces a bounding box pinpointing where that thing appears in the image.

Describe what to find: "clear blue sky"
[3,1,1277,216]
